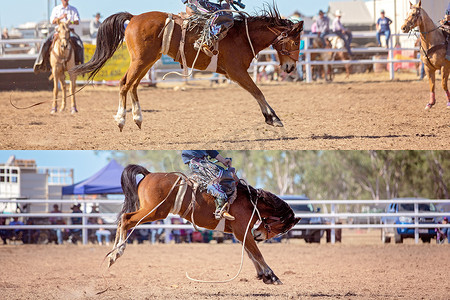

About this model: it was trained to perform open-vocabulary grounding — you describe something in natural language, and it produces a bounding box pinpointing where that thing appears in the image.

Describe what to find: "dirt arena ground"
[1,231,449,300]
[1,73,448,150]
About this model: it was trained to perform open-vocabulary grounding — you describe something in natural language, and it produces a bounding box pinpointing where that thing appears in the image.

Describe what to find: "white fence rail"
[1,198,448,245]
[1,32,419,83]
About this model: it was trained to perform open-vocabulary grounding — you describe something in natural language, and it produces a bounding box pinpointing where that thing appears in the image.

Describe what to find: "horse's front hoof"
[262,274,282,285]
[50,108,57,114]
[264,113,284,127]
[272,119,284,127]
[447,102,450,108]
[71,107,78,114]
[134,120,142,129]
[425,103,434,110]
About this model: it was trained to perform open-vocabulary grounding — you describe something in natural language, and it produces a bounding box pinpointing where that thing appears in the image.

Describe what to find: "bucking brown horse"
[70,7,303,130]
[108,164,300,284]
[401,0,450,109]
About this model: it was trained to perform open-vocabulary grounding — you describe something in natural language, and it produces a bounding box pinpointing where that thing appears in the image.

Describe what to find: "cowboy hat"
[335,10,342,17]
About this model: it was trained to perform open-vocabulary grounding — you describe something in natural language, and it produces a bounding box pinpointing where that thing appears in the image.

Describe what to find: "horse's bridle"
[268,27,300,61]
[51,29,73,69]
[251,188,291,239]
[404,7,444,70]
[405,7,442,35]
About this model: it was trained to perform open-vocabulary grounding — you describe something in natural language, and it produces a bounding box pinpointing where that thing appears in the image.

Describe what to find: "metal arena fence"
[1,198,448,245]
[0,33,419,83]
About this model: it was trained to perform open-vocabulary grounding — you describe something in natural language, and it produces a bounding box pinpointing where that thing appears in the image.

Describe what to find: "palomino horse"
[329,36,351,79]
[401,0,450,109]
[311,37,333,82]
[108,164,300,284]
[50,21,78,114]
[71,7,303,130]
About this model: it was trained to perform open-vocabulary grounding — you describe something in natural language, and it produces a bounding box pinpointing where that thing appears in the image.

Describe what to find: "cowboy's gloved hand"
[223,158,232,167]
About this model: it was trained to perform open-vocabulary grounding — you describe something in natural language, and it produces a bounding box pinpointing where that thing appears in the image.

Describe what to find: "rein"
[186,177,259,283]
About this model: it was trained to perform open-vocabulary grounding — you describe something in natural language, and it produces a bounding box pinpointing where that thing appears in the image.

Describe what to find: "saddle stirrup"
[215,202,235,221]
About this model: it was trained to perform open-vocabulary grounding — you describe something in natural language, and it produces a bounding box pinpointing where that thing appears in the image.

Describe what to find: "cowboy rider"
[34,0,84,73]
[182,150,235,221]
[440,2,450,60]
[182,0,235,57]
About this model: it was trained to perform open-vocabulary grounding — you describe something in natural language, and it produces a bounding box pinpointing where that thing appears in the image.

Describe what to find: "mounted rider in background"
[34,0,84,73]
[182,150,236,221]
[182,0,236,57]
[440,2,450,61]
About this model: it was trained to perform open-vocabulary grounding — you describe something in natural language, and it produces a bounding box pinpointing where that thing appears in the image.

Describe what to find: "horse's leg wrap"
[425,92,436,110]
[446,90,450,107]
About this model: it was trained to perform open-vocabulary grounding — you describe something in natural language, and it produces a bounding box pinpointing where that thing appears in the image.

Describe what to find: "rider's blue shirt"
[181,150,219,164]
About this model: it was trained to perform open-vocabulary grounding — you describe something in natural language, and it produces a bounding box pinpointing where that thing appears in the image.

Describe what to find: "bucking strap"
[161,14,174,55]
[170,177,187,215]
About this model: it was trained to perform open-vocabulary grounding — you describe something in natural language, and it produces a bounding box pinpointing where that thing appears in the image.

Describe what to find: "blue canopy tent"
[62,159,124,195]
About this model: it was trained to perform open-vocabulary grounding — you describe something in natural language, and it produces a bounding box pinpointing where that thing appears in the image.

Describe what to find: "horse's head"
[270,20,304,73]
[244,6,303,73]
[401,0,422,33]
[56,21,71,50]
[249,188,300,242]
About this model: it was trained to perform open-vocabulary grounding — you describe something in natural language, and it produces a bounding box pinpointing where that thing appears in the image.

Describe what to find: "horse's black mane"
[235,5,293,28]
[237,182,290,211]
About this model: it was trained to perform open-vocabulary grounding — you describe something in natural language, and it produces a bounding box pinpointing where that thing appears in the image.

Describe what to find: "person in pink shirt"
[332,10,353,56]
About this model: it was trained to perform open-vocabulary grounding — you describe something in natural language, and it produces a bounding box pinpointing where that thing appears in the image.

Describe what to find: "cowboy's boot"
[194,39,215,57]
[214,200,235,221]
[34,38,53,74]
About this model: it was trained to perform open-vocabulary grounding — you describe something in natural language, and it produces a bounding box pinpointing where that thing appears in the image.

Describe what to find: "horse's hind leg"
[108,221,127,267]
[129,61,158,129]
[115,55,160,131]
[228,71,283,127]
[108,207,169,267]
[115,74,129,131]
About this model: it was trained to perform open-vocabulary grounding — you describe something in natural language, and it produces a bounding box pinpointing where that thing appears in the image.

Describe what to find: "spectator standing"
[316,10,330,46]
[436,217,450,244]
[151,220,164,244]
[332,10,353,56]
[9,217,24,241]
[95,219,111,245]
[90,12,102,38]
[49,204,65,245]
[376,10,392,48]
[0,218,9,244]
[69,204,82,243]
[2,28,9,39]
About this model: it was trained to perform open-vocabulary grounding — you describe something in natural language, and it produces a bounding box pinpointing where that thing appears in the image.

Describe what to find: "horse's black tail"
[117,164,150,223]
[70,12,134,80]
